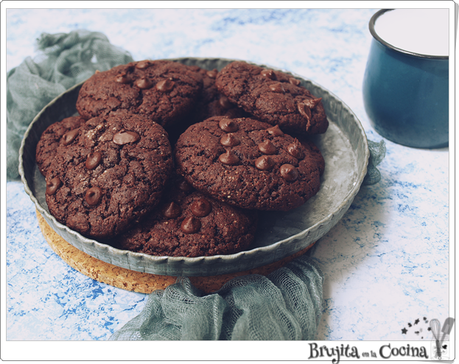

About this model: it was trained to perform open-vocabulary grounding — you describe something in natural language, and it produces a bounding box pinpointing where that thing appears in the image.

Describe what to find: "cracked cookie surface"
[175,116,324,211]
[215,61,329,135]
[114,175,258,257]
[76,60,202,131]
[44,109,173,239]
[36,115,88,176]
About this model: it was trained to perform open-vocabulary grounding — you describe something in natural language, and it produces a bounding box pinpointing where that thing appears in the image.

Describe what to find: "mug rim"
[369,9,449,60]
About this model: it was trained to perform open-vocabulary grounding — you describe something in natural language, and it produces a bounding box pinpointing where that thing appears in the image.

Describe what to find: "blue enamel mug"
[363,9,449,149]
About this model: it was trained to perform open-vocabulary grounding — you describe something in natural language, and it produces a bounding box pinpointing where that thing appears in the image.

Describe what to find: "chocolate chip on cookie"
[215,61,328,135]
[175,116,324,211]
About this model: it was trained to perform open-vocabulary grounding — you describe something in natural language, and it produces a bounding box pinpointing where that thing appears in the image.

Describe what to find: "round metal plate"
[19,57,369,276]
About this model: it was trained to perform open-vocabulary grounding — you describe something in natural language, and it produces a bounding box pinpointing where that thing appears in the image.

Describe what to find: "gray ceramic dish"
[19,57,369,277]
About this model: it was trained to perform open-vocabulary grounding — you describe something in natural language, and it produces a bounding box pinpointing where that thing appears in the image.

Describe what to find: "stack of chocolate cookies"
[36,59,328,258]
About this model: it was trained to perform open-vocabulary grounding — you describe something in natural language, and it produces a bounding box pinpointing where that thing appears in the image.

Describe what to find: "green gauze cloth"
[7,30,134,181]
[363,139,386,186]
[109,255,324,340]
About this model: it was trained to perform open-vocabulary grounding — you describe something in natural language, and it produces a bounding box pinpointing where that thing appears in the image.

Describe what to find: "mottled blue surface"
[6,182,148,340]
[5,7,450,342]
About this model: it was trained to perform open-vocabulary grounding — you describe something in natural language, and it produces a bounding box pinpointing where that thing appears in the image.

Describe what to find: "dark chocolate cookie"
[186,66,248,122]
[44,109,173,239]
[175,116,323,211]
[215,61,328,135]
[76,60,202,131]
[114,176,258,257]
[36,115,87,176]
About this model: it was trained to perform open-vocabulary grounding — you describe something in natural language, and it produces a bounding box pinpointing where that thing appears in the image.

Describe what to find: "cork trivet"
[36,210,314,294]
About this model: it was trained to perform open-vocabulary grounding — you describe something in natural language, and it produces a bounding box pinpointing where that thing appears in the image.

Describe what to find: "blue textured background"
[5,6,450,345]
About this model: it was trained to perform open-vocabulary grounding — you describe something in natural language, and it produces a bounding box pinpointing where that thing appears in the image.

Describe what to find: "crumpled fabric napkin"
[109,255,324,341]
[7,29,133,181]
[363,139,386,186]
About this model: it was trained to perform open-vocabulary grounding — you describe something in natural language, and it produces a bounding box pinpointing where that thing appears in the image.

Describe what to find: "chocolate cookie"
[114,176,258,257]
[175,116,323,211]
[76,60,202,130]
[187,66,248,122]
[36,115,87,176]
[215,61,328,135]
[43,110,173,239]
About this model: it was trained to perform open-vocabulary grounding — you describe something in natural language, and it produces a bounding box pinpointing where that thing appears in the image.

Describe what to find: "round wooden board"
[36,210,314,294]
